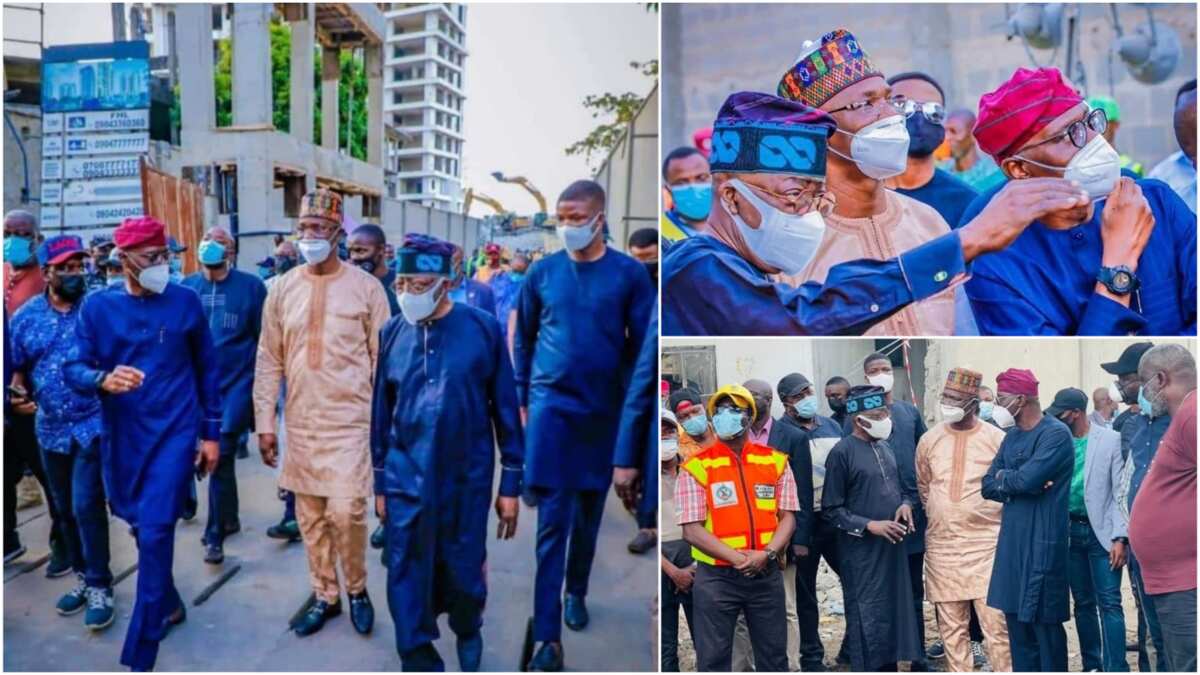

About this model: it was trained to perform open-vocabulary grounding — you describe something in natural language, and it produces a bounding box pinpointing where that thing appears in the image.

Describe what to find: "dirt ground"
[672,557,1149,672]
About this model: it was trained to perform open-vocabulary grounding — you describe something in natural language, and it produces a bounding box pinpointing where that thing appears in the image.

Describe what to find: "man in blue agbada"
[181,226,267,565]
[65,216,221,671]
[514,179,654,671]
[448,243,497,314]
[982,368,1074,672]
[962,67,1196,335]
[661,90,1093,336]
[372,233,523,672]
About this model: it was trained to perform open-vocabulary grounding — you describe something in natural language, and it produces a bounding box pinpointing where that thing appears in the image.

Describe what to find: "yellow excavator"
[491,171,551,228]
[462,187,508,216]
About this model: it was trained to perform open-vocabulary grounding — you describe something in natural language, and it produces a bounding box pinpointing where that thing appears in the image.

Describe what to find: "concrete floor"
[4,452,656,672]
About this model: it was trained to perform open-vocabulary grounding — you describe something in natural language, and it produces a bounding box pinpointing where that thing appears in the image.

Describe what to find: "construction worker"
[1088,96,1145,177]
[676,384,799,672]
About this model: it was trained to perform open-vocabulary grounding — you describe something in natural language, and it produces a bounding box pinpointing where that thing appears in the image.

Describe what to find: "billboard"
[40,41,150,234]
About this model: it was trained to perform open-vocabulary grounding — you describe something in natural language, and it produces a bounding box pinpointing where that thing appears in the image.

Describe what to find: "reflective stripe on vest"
[681,441,788,566]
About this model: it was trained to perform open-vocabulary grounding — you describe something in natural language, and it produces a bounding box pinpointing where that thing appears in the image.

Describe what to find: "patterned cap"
[845,384,887,415]
[299,188,343,224]
[397,233,454,276]
[944,367,982,398]
[710,92,836,180]
[777,29,882,109]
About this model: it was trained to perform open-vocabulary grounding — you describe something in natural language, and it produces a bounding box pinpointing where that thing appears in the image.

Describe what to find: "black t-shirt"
[894,168,980,230]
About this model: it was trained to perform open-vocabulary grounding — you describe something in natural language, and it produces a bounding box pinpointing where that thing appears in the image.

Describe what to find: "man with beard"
[181,227,268,564]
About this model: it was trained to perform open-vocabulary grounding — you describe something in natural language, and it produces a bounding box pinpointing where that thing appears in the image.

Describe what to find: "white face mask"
[399,279,445,325]
[556,213,601,252]
[867,372,894,393]
[858,415,893,440]
[1016,134,1120,201]
[940,403,966,424]
[298,238,333,265]
[660,438,679,462]
[992,399,1020,429]
[1108,382,1123,407]
[137,263,170,294]
[725,179,827,276]
[831,114,911,180]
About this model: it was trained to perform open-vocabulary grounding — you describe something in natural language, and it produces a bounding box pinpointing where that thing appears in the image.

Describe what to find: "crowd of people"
[661,343,1197,673]
[660,27,1197,336]
[2,177,658,671]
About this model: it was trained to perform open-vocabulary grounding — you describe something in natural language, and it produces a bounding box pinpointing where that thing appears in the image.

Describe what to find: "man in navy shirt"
[964,67,1196,336]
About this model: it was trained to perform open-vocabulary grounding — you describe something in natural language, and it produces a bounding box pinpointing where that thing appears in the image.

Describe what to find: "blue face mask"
[198,240,227,266]
[4,237,34,266]
[1138,386,1153,418]
[681,411,709,437]
[169,257,183,274]
[793,396,819,419]
[258,266,274,280]
[670,183,713,222]
[509,271,526,283]
[712,409,746,440]
[978,401,995,421]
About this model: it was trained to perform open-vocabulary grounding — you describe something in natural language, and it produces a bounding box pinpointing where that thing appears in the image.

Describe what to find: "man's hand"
[375,495,386,521]
[670,566,695,594]
[101,365,145,395]
[258,432,279,468]
[11,393,36,416]
[495,495,519,540]
[520,406,527,427]
[734,549,770,576]
[1110,540,1128,570]
[959,178,1090,261]
[867,520,907,544]
[195,440,219,478]
[894,503,914,532]
[1100,177,1155,271]
[613,467,641,511]
[791,544,810,558]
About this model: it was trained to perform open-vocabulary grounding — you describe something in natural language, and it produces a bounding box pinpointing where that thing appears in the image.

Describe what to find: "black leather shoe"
[293,599,341,637]
[627,529,656,554]
[204,543,224,565]
[349,591,374,635]
[163,603,186,637]
[267,519,301,542]
[369,524,385,550]
[224,520,241,536]
[527,642,563,672]
[563,594,588,631]
[456,631,483,671]
[182,498,197,522]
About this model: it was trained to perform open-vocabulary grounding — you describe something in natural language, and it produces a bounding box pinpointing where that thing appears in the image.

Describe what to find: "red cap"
[113,216,167,250]
[996,368,1040,397]
[974,67,1083,161]
[485,243,500,254]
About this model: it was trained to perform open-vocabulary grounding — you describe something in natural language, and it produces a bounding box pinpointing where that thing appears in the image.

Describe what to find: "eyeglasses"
[126,248,169,265]
[825,95,906,116]
[742,181,829,216]
[296,221,342,237]
[1015,108,1107,155]
[896,99,946,124]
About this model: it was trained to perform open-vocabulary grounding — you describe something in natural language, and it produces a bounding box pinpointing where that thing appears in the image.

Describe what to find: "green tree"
[565,59,659,168]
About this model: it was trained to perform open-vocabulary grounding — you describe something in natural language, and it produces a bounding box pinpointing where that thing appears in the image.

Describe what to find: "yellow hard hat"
[707,384,757,420]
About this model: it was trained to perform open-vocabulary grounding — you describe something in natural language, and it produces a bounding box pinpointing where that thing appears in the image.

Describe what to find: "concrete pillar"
[321,47,341,151]
[236,153,273,252]
[176,3,214,147]
[231,3,273,127]
[365,44,384,167]
[288,7,315,143]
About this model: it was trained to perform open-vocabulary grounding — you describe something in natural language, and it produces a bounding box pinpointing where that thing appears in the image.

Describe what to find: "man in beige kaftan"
[253,188,392,637]
[916,367,1013,672]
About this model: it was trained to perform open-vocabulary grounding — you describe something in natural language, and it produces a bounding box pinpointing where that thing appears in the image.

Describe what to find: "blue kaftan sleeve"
[184,290,222,441]
[487,317,525,497]
[64,295,105,394]
[371,321,400,495]
[512,264,542,408]
[613,306,657,470]
[985,425,1074,500]
[819,444,870,538]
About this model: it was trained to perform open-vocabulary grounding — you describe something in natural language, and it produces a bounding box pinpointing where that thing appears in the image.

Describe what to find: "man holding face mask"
[962,66,1196,335]
[372,234,523,671]
[253,189,391,638]
[64,216,222,670]
[182,227,267,565]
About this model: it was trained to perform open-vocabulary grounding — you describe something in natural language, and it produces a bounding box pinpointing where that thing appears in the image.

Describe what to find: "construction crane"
[462,187,509,216]
[490,172,549,224]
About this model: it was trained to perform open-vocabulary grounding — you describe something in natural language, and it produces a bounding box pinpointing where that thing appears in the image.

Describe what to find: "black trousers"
[3,413,63,555]
[693,563,787,672]
[795,516,845,668]
[662,566,695,671]
[907,550,926,662]
[1005,614,1067,672]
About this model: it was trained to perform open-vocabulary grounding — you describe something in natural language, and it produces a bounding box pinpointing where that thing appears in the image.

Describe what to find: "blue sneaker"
[56,575,88,616]
[84,586,115,631]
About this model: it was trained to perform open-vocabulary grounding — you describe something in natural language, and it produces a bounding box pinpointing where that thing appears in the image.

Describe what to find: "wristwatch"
[765,548,779,564]
[1097,265,1140,296]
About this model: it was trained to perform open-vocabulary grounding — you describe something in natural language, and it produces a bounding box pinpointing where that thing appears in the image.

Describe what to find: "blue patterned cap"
[844,385,887,415]
[710,91,836,180]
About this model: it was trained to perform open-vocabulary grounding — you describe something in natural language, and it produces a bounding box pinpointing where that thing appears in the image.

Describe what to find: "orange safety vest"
[680,440,789,566]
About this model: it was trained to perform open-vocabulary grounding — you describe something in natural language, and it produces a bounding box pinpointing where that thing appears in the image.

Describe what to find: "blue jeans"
[1129,552,1170,671]
[1067,519,1128,671]
[532,487,606,642]
[203,431,242,547]
[41,439,113,589]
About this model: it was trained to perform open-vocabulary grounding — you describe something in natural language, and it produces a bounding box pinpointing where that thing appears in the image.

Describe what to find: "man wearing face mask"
[982,369,1074,672]
[676,385,798,673]
[348,224,401,318]
[915,368,1010,673]
[64,216,221,670]
[253,189,391,638]
[1044,387,1128,673]
[265,240,300,290]
[824,376,851,429]
[961,67,1196,336]
[372,234,523,671]
[626,228,659,286]
[1147,80,1196,215]
[181,227,267,565]
[670,389,714,461]
[662,89,1077,336]
[489,253,528,348]
[9,236,115,631]
[661,146,711,249]
[1104,342,1154,463]
[166,237,187,284]
[514,179,653,671]
[87,234,116,292]
[822,385,922,671]
[659,409,695,673]
[1128,344,1197,673]
[447,244,496,314]
[473,243,506,285]
[977,385,998,426]
[776,373,847,672]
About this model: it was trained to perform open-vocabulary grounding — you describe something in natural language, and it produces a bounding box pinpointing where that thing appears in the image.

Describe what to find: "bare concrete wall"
[3,105,43,216]
[662,3,1196,171]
